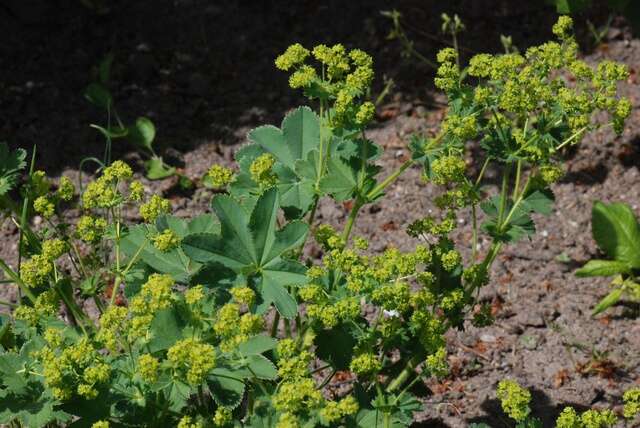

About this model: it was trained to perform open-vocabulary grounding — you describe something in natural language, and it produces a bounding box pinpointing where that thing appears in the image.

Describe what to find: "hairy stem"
[367,159,413,201]
[341,199,363,243]
[270,311,280,337]
[386,353,423,393]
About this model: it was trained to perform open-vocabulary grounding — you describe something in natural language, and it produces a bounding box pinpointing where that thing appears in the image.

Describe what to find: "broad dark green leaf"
[319,156,359,201]
[183,189,307,317]
[0,387,71,427]
[245,354,278,380]
[84,83,112,109]
[147,307,187,352]
[592,201,640,268]
[237,335,278,355]
[315,323,358,370]
[128,117,156,152]
[208,368,246,409]
[521,190,554,216]
[145,156,175,180]
[0,142,27,196]
[231,106,321,216]
[121,224,198,282]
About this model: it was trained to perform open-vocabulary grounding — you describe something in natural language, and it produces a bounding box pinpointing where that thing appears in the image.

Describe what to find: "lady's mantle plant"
[0,16,632,427]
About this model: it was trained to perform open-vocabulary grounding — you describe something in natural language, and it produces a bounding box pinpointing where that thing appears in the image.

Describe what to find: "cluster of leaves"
[576,201,640,314]
[0,16,632,428]
[471,380,640,428]
[85,54,178,181]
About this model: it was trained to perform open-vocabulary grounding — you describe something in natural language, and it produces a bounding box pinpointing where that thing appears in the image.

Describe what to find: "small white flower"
[383,309,400,318]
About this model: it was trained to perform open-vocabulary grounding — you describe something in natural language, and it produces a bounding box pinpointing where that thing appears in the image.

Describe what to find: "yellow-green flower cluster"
[207,165,235,189]
[440,249,461,271]
[37,337,110,400]
[83,161,133,209]
[213,407,232,427]
[275,43,375,128]
[137,354,160,383]
[431,155,466,185]
[273,378,323,414]
[213,303,264,352]
[442,114,477,141]
[42,238,67,260]
[277,348,313,380]
[250,153,278,188]
[96,305,128,351]
[128,274,174,341]
[19,254,53,288]
[177,416,204,428]
[496,380,531,422]
[437,16,631,168]
[139,194,171,223]
[30,170,50,196]
[553,15,573,39]
[306,296,360,329]
[289,65,317,89]
[185,284,205,305]
[13,290,59,325]
[19,238,68,288]
[407,215,456,237]
[91,421,110,428]
[349,352,381,376]
[435,48,460,92]
[424,347,449,378]
[275,43,310,71]
[34,195,55,218]
[230,286,255,306]
[57,176,75,201]
[128,181,144,201]
[355,101,375,125]
[152,229,181,252]
[624,388,640,419]
[371,281,410,313]
[130,273,173,314]
[319,396,359,424]
[579,409,618,428]
[168,337,216,385]
[314,224,344,250]
[76,215,107,243]
[540,164,564,184]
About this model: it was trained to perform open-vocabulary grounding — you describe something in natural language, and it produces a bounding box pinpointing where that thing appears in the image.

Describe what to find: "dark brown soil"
[1,1,639,426]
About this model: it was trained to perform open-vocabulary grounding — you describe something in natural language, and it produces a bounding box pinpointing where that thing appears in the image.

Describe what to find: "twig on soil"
[456,341,491,361]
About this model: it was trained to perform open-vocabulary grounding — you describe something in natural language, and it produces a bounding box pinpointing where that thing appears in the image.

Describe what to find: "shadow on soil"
[0,0,606,175]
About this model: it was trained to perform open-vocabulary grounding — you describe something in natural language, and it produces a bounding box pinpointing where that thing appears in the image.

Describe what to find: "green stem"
[475,157,491,187]
[555,125,589,151]
[270,311,280,337]
[0,259,36,303]
[496,164,511,228]
[284,318,292,338]
[367,159,413,201]
[317,368,337,389]
[383,411,392,428]
[386,353,423,393]
[512,159,522,200]
[341,199,363,243]
[110,219,122,307]
[54,283,88,335]
[500,174,533,230]
[471,203,479,261]
[0,299,17,308]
